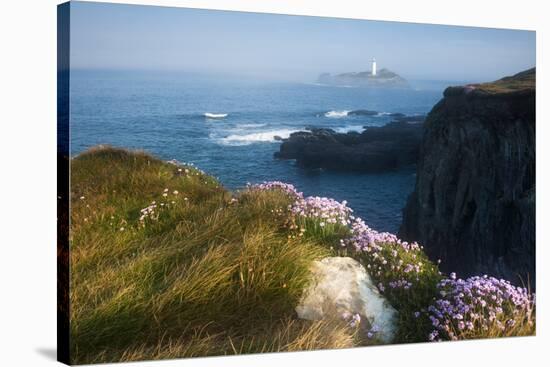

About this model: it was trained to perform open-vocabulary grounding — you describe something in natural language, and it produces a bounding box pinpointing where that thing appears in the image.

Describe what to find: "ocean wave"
[325,110,350,118]
[204,112,228,119]
[216,129,301,146]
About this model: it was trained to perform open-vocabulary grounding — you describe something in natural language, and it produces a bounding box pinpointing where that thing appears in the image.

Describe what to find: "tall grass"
[69,147,355,364]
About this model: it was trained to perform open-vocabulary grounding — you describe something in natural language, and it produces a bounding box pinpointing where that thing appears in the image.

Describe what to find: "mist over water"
[70,70,447,232]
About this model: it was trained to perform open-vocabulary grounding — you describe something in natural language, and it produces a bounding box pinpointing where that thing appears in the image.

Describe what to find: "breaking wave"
[334,125,365,133]
[204,112,228,119]
[216,129,302,146]
[324,110,350,118]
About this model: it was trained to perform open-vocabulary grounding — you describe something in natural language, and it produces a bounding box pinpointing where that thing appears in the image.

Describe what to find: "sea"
[69,70,451,233]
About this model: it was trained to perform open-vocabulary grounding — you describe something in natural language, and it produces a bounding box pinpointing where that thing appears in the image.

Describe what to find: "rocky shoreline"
[274,115,425,172]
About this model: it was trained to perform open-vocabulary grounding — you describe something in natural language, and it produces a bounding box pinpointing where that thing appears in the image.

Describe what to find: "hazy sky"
[70,1,536,82]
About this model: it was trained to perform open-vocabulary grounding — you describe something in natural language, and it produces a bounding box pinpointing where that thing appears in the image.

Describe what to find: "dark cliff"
[399,68,536,287]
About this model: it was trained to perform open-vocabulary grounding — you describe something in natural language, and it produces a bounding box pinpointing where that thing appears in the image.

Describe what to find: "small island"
[318,58,409,88]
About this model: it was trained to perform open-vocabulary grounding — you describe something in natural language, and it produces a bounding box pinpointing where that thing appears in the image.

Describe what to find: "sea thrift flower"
[246,180,534,343]
[247,181,303,200]
[290,195,352,225]
[426,275,535,341]
[366,325,380,339]
[341,312,361,328]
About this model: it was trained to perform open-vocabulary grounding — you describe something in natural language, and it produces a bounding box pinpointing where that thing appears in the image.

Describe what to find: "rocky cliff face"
[399,68,536,288]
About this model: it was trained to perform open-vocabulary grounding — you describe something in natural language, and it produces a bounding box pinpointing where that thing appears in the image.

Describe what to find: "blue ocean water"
[70,70,447,232]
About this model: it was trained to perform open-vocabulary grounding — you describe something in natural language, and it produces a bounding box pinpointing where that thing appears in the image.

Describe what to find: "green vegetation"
[69,146,535,364]
[473,67,535,94]
[70,147,356,364]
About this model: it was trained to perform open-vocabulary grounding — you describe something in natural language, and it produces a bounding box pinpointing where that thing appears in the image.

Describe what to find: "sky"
[69,1,536,82]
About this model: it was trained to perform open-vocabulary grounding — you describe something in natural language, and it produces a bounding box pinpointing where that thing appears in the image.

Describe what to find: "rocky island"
[400,68,536,288]
[274,114,425,172]
[318,59,409,88]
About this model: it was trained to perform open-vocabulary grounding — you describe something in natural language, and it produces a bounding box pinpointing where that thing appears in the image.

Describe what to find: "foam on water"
[216,129,302,146]
[325,110,350,118]
[334,125,365,133]
[204,112,228,119]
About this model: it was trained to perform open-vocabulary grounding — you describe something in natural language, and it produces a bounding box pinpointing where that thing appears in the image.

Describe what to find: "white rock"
[296,256,397,343]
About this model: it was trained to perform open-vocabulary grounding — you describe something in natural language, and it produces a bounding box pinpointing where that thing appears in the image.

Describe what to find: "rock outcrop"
[275,117,424,172]
[399,68,536,288]
[296,257,397,343]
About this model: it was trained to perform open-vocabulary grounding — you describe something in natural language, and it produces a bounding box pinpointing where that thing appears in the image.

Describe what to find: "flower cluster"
[245,180,535,343]
[247,181,303,199]
[426,275,535,341]
[366,325,381,339]
[168,159,206,176]
[346,217,420,253]
[389,279,413,290]
[139,202,160,222]
[139,188,185,227]
[248,181,353,222]
[343,216,430,294]
[341,312,362,328]
[168,160,221,188]
[248,181,352,234]
[341,311,381,340]
[291,196,353,227]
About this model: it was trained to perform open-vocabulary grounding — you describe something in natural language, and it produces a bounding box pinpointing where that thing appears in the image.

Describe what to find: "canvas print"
[57,1,536,364]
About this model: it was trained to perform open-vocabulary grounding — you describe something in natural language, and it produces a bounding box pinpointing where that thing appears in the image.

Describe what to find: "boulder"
[296,257,397,343]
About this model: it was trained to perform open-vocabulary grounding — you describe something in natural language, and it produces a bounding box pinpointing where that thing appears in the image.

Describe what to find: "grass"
[472,68,535,94]
[69,146,357,364]
[68,146,535,364]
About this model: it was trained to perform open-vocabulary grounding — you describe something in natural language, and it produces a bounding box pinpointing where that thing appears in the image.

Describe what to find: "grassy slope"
[69,146,534,364]
[70,147,357,364]
[472,68,535,94]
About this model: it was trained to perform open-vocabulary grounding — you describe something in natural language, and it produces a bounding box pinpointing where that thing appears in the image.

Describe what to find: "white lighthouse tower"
[371,58,377,76]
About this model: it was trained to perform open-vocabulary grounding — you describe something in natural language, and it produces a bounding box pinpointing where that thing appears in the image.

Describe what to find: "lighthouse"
[372,58,377,76]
